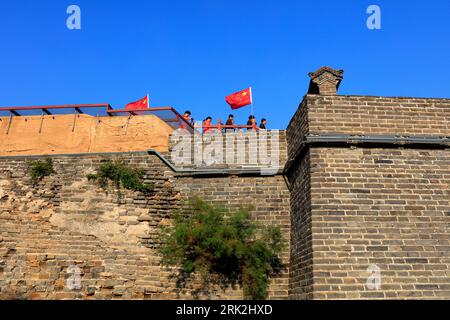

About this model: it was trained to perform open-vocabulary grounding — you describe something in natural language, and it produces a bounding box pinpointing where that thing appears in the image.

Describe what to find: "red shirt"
[203,119,211,133]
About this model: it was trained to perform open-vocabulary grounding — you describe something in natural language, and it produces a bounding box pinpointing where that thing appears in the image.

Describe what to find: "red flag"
[125,95,149,110]
[226,87,252,110]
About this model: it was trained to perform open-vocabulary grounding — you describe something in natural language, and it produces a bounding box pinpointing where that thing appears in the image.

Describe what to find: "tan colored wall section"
[0,114,174,156]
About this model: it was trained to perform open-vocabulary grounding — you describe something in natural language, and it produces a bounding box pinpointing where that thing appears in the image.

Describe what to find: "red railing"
[196,119,258,132]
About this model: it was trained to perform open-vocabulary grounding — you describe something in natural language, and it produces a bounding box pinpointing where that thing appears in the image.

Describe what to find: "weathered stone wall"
[287,92,450,299]
[0,151,290,300]
[0,153,179,299]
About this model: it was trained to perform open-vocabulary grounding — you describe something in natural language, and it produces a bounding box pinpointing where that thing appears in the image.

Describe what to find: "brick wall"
[287,150,313,299]
[306,95,450,136]
[175,175,291,299]
[0,153,180,299]
[308,147,450,299]
[287,92,450,299]
[287,99,309,160]
[0,152,290,300]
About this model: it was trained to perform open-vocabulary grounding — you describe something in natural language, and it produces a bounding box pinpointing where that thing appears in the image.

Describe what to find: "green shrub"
[87,160,154,195]
[159,196,284,300]
[28,158,55,184]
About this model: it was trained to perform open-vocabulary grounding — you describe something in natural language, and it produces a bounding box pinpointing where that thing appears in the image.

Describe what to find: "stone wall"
[0,151,290,300]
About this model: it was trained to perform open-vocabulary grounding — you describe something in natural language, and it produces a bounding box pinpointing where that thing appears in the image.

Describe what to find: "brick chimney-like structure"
[307,66,344,95]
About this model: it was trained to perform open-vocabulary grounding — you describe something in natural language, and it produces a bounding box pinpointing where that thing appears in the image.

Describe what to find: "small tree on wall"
[159,196,285,300]
[28,158,55,185]
[87,160,154,200]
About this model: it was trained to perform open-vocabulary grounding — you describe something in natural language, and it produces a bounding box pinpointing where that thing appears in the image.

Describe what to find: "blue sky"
[1,0,449,129]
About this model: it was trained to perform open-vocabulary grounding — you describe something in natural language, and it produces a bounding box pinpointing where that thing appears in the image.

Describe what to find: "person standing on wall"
[181,111,192,129]
[202,116,212,133]
[259,118,267,130]
[247,115,257,131]
[225,114,235,133]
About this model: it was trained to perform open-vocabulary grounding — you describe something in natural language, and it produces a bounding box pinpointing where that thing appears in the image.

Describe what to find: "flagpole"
[250,87,254,117]
[147,93,150,108]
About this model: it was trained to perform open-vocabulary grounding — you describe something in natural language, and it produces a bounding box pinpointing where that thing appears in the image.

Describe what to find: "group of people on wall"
[182,111,267,133]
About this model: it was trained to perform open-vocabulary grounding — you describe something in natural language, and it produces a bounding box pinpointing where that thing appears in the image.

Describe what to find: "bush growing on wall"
[87,160,154,196]
[159,196,285,300]
[28,158,55,185]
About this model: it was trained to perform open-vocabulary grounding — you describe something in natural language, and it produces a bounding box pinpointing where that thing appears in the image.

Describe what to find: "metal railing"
[196,121,259,132]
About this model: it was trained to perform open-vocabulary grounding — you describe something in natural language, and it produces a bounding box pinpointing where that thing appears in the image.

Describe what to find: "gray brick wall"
[286,93,450,299]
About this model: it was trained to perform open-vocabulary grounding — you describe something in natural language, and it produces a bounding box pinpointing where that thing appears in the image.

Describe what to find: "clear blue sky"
[1,0,449,129]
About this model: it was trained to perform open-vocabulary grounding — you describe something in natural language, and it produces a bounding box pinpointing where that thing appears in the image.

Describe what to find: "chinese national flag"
[125,95,149,110]
[226,88,252,110]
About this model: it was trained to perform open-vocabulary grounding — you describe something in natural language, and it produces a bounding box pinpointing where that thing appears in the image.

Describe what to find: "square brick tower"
[286,66,450,299]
